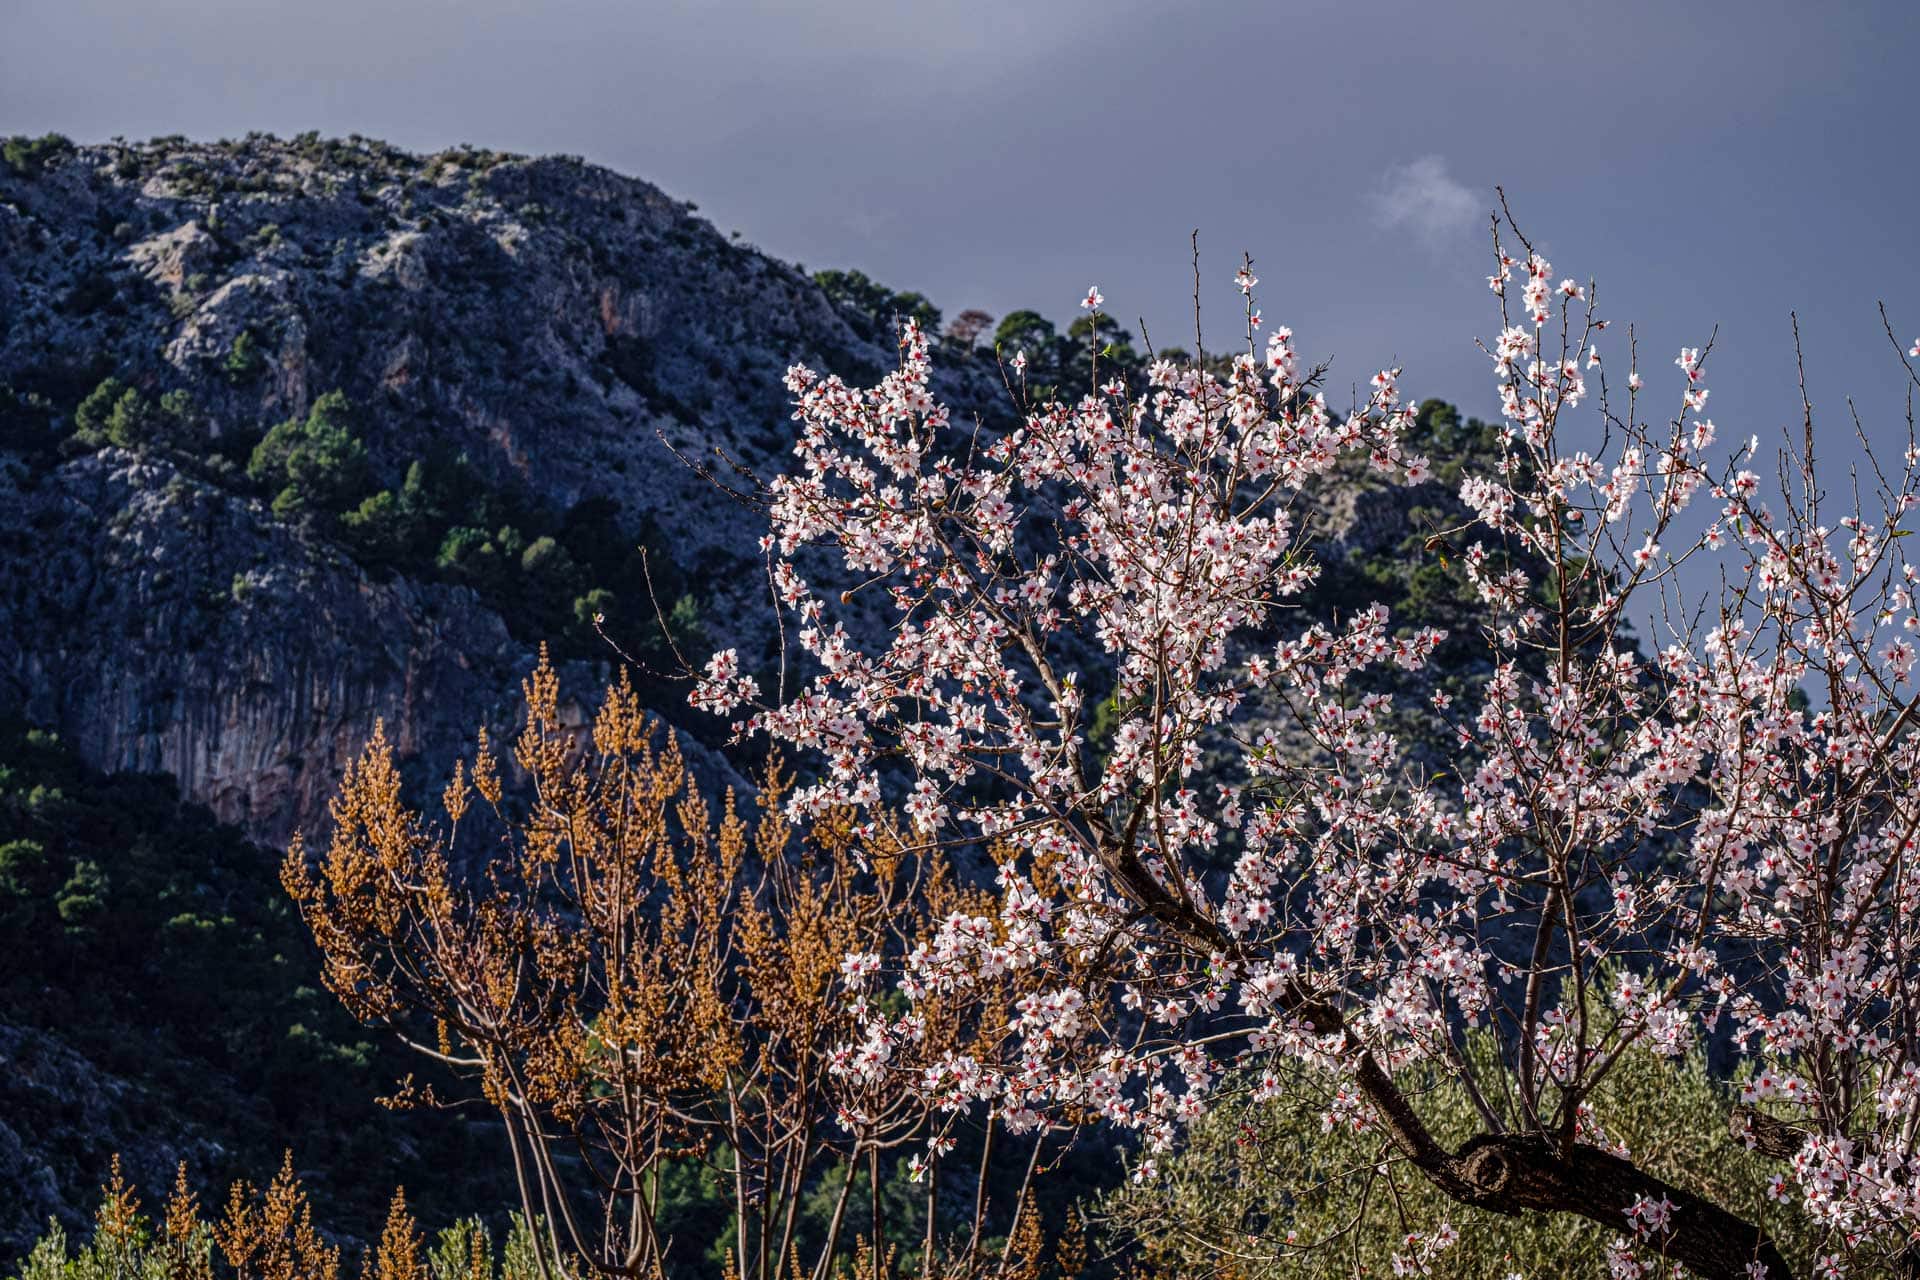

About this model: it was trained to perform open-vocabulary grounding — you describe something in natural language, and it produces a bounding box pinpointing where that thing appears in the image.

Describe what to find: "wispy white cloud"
[1371,155,1480,248]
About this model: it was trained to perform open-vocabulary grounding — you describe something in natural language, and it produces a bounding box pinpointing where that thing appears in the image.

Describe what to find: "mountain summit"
[0,133,1011,843]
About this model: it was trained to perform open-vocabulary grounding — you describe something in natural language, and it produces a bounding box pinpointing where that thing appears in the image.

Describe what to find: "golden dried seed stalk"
[284,651,1067,1279]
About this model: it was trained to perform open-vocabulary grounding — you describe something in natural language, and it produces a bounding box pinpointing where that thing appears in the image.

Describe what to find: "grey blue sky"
[6,0,1919,460]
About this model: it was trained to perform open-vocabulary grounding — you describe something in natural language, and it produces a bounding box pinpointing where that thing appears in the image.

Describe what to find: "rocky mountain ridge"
[0,133,1013,844]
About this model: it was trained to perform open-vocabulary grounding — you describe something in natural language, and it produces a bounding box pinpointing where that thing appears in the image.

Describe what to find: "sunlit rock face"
[0,136,1012,843]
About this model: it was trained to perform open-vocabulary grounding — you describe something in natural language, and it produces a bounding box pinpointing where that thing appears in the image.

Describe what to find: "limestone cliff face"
[0,136,1004,843]
[0,449,526,845]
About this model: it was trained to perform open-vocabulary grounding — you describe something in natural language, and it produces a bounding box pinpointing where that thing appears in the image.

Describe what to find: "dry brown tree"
[19,1156,522,1280]
[283,652,1062,1280]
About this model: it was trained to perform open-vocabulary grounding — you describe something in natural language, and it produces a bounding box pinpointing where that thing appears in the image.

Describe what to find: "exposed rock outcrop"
[0,135,1005,843]
[0,449,526,845]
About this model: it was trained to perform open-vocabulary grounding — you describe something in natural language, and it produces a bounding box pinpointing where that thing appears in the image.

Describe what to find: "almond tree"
[696,221,1920,1279]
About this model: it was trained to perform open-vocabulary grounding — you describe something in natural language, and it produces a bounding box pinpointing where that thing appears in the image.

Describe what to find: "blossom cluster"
[700,254,1920,1272]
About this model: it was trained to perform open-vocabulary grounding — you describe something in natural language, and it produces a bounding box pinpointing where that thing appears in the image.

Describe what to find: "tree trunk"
[1435,1133,1792,1280]
[1101,840,1798,1278]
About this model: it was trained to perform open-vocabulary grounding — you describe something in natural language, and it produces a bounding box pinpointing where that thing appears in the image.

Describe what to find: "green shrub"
[104,389,162,448]
[53,858,108,935]
[517,533,573,578]
[1101,1026,1823,1280]
[992,308,1056,354]
[813,268,941,336]
[223,329,267,384]
[434,524,517,583]
[68,378,194,451]
[571,585,616,631]
[992,309,1063,387]
[248,390,370,520]
[0,838,50,929]
[71,377,130,447]
[1,133,73,177]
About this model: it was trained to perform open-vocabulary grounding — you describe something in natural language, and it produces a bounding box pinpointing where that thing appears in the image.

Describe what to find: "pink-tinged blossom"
[689,648,760,715]
[694,255,1920,1273]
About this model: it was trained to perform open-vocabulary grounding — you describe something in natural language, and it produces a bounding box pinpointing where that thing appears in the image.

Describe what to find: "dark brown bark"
[1101,830,1798,1279]
[1441,1134,1792,1280]
[1278,972,1790,1275]
[1342,1050,1792,1277]
[1730,1104,1810,1160]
